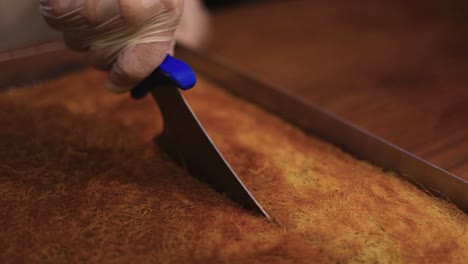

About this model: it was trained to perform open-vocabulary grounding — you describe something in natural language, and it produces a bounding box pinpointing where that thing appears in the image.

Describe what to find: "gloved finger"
[85,7,180,71]
[88,1,182,76]
[63,0,182,59]
[87,41,126,70]
[39,0,86,30]
[62,16,125,53]
[119,0,183,26]
[41,0,122,33]
[83,0,121,24]
[106,40,175,93]
[60,0,122,52]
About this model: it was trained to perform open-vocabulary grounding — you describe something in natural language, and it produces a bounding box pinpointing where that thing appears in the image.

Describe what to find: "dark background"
[201,0,468,178]
[204,0,255,8]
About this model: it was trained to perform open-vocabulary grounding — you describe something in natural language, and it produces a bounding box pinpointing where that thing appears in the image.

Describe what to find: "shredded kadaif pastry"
[0,70,466,263]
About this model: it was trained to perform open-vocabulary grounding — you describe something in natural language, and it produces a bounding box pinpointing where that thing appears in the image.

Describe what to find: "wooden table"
[204,0,468,179]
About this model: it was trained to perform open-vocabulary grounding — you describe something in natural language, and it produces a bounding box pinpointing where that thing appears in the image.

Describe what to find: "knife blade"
[131,55,269,218]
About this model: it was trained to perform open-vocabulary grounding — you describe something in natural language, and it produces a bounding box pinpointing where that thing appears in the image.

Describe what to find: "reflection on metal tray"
[0,43,466,213]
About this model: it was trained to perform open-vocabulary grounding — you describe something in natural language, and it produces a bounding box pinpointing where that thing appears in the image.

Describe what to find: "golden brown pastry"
[0,70,466,263]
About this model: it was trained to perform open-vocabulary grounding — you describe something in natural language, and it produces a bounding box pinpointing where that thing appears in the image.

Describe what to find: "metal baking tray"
[1,42,466,213]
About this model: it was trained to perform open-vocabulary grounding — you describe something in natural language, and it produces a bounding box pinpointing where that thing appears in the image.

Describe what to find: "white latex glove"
[40,0,208,93]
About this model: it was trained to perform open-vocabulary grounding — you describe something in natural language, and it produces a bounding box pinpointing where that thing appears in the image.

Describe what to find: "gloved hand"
[40,0,208,93]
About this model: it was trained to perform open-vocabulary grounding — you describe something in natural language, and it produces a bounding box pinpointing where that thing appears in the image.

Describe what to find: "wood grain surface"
[204,0,468,179]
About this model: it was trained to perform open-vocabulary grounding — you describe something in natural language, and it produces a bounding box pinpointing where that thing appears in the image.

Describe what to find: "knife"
[131,55,270,218]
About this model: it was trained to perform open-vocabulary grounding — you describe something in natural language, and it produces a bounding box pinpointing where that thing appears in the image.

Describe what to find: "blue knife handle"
[131,55,197,99]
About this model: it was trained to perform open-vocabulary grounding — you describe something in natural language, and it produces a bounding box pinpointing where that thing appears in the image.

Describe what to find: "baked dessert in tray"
[0,69,466,263]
